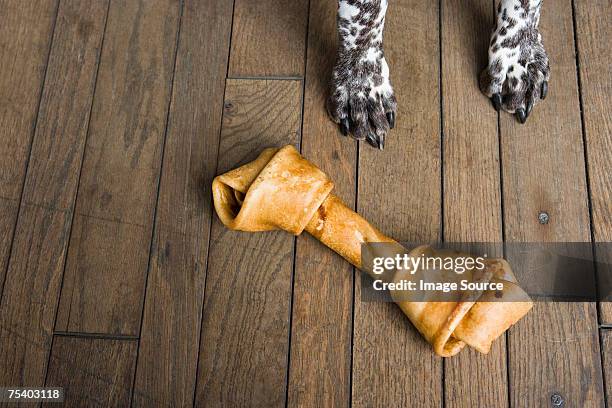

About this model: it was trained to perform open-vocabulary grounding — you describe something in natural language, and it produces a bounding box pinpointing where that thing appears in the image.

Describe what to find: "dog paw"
[480,1,550,123]
[327,56,396,149]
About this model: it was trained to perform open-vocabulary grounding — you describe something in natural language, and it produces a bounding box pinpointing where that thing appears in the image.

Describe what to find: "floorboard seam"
[128,1,185,406]
[492,2,513,405]
[488,0,512,404]
[570,2,607,405]
[438,1,446,406]
[191,1,237,405]
[349,138,360,408]
[570,0,603,323]
[227,76,304,81]
[284,1,311,405]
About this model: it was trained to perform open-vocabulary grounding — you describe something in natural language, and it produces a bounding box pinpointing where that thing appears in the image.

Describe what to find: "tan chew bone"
[212,145,532,357]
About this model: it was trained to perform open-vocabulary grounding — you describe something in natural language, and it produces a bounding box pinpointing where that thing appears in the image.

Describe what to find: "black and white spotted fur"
[480,0,549,122]
[328,0,549,149]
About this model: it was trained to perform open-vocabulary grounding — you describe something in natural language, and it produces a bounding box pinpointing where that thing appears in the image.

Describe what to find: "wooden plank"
[0,208,72,391]
[501,1,605,406]
[0,0,58,304]
[55,0,181,335]
[441,0,509,406]
[131,0,234,406]
[194,79,302,407]
[0,0,58,200]
[0,0,108,388]
[352,0,442,406]
[228,0,309,77]
[43,336,137,407]
[286,0,356,406]
[574,0,612,323]
[603,330,612,407]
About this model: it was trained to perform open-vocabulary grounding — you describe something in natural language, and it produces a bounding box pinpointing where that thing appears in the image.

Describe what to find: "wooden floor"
[0,0,610,406]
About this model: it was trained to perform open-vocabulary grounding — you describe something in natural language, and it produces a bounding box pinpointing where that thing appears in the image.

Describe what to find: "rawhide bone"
[212,145,532,357]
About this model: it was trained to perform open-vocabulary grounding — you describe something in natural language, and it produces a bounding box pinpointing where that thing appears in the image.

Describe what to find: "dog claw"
[366,133,379,149]
[526,99,534,117]
[541,81,548,100]
[491,94,502,111]
[516,108,527,124]
[386,112,395,129]
[340,119,350,136]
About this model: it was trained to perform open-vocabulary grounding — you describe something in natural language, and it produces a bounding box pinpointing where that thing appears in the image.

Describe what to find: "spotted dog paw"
[327,0,396,149]
[480,0,550,123]
[327,56,396,149]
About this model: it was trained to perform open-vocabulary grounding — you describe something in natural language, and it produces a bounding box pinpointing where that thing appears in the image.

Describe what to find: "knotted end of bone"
[213,146,333,235]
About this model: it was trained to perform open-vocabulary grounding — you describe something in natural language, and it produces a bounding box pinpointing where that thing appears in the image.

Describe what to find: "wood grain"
[0,0,108,389]
[0,0,58,200]
[602,330,612,407]
[441,0,508,406]
[228,0,309,77]
[352,0,442,406]
[131,0,234,406]
[286,0,357,406]
[574,0,612,323]
[194,79,302,407]
[44,336,137,407]
[55,0,181,335]
[501,1,605,406]
[0,0,58,310]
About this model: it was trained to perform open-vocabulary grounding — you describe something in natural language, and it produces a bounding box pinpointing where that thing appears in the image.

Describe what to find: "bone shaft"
[304,194,398,279]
